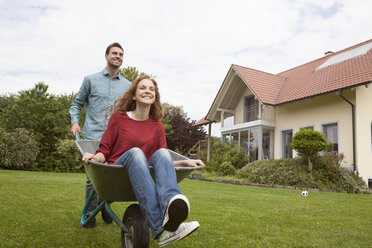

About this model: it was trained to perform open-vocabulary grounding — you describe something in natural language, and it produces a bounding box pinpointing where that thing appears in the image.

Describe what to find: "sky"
[1,0,372,136]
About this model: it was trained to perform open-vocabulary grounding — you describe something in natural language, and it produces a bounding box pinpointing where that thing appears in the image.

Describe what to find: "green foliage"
[0,128,39,169]
[119,66,156,82]
[291,129,329,172]
[162,102,187,118]
[218,161,236,176]
[235,155,366,193]
[53,139,85,173]
[163,103,206,155]
[199,138,250,173]
[0,83,73,170]
[291,129,328,156]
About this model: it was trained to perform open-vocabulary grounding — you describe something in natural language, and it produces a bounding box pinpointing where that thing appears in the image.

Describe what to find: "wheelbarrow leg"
[80,188,105,226]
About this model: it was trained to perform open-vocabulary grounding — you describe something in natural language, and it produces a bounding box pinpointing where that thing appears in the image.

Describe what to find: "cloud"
[1,0,372,138]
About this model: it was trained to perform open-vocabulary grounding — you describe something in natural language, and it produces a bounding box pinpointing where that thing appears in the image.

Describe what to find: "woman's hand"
[174,159,205,168]
[82,152,105,164]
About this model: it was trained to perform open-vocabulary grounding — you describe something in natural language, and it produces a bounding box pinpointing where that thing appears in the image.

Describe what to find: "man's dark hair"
[105,42,124,55]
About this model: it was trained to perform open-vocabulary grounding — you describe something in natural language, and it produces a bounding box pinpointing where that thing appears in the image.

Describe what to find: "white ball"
[301,191,308,196]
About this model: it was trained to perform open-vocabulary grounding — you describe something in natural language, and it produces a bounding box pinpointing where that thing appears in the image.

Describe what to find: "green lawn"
[0,169,371,248]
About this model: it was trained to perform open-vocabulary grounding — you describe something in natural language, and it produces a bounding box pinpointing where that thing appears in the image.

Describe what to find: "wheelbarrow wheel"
[121,204,150,248]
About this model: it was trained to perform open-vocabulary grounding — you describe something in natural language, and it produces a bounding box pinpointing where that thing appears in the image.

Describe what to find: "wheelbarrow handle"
[76,134,81,140]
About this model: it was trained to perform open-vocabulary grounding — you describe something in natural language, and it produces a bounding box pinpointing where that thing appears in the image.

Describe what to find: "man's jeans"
[114,147,181,238]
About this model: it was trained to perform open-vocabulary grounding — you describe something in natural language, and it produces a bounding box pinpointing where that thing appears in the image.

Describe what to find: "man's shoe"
[163,194,189,232]
[84,216,96,229]
[158,221,200,247]
[101,207,113,224]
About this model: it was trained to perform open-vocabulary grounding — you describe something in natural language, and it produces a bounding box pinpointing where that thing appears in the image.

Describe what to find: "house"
[195,38,372,187]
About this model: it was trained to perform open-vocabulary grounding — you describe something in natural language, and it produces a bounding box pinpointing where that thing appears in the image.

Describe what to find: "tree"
[162,103,206,155]
[291,129,329,173]
[0,82,72,170]
[120,66,156,82]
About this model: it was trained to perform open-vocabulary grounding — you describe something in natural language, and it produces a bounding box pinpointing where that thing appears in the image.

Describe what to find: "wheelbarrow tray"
[75,140,201,202]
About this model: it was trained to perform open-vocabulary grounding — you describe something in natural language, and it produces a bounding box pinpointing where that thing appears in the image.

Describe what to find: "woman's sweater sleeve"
[96,112,119,161]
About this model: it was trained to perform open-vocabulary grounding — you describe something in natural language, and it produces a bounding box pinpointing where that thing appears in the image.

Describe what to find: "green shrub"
[291,129,328,173]
[199,138,250,173]
[53,139,85,173]
[217,161,236,176]
[235,155,366,193]
[0,128,39,170]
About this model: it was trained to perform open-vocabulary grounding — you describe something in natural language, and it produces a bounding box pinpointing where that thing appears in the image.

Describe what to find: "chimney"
[324,51,334,56]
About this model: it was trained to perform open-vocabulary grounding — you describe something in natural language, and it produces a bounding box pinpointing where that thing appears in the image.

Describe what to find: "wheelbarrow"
[75,136,202,248]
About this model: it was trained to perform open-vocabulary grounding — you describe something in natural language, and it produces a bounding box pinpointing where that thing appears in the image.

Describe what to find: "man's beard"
[108,60,121,70]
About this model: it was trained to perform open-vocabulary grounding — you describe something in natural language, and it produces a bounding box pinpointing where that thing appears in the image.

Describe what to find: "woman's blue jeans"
[114,147,182,238]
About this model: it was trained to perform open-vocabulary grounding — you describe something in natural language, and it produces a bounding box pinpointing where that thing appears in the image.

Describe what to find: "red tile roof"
[193,117,212,127]
[197,38,372,125]
[232,65,286,105]
[236,38,372,105]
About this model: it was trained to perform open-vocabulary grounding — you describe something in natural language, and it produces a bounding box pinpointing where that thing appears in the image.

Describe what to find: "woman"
[82,75,204,247]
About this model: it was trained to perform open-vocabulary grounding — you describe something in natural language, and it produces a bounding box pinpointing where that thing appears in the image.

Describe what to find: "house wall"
[355,85,372,182]
[274,90,355,168]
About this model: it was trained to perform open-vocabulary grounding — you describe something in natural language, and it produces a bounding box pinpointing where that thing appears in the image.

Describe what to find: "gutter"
[339,89,356,173]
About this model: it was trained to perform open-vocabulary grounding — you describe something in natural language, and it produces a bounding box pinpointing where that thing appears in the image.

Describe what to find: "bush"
[236,155,366,193]
[53,139,85,173]
[198,138,250,173]
[217,161,236,176]
[0,128,39,169]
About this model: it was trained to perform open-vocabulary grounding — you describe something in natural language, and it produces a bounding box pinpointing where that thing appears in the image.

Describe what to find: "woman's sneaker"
[158,221,200,247]
[163,194,190,232]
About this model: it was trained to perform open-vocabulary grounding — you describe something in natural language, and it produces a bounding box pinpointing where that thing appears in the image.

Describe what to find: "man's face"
[105,47,123,69]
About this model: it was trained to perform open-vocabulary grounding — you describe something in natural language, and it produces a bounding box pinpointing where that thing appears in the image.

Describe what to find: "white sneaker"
[163,194,190,232]
[158,221,200,247]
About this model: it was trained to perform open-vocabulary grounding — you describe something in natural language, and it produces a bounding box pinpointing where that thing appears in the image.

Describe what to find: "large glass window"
[323,123,338,152]
[263,128,274,159]
[240,131,249,156]
[231,132,239,147]
[222,133,231,144]
[282,130,293,158]
[249,128,259,161]
[244,95,259,122]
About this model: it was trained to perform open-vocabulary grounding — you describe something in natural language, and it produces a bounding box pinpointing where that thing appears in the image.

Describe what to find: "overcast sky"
[1,0,372,136]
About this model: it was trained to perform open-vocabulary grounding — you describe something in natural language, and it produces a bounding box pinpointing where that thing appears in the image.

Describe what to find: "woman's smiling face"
[133,78,156,106]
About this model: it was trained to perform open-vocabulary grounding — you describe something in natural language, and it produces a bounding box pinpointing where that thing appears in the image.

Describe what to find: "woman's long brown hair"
[109,75,163,121]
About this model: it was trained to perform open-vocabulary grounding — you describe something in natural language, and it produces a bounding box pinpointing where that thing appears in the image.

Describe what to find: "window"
[369,179,372,190]
[301,126,314,130]
[244,95,259,122]
[262,128,274,159]
[282,130,293,158]
[323,123,338,152]
[249,128,259,161]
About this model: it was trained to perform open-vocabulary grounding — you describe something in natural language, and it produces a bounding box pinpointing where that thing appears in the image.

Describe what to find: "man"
[70,42,131,228]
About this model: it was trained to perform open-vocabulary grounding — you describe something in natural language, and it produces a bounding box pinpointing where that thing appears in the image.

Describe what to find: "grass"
[1,169,372,248]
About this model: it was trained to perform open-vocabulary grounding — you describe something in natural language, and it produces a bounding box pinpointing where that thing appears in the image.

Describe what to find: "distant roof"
[198,38,372,124]
[232,38,372,105]
[193,117,212,127]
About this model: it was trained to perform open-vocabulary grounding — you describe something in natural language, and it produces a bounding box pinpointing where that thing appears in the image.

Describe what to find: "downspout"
[339,90,356,173]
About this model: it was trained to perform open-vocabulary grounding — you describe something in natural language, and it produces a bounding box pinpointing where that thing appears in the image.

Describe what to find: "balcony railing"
[244,104,259,122]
